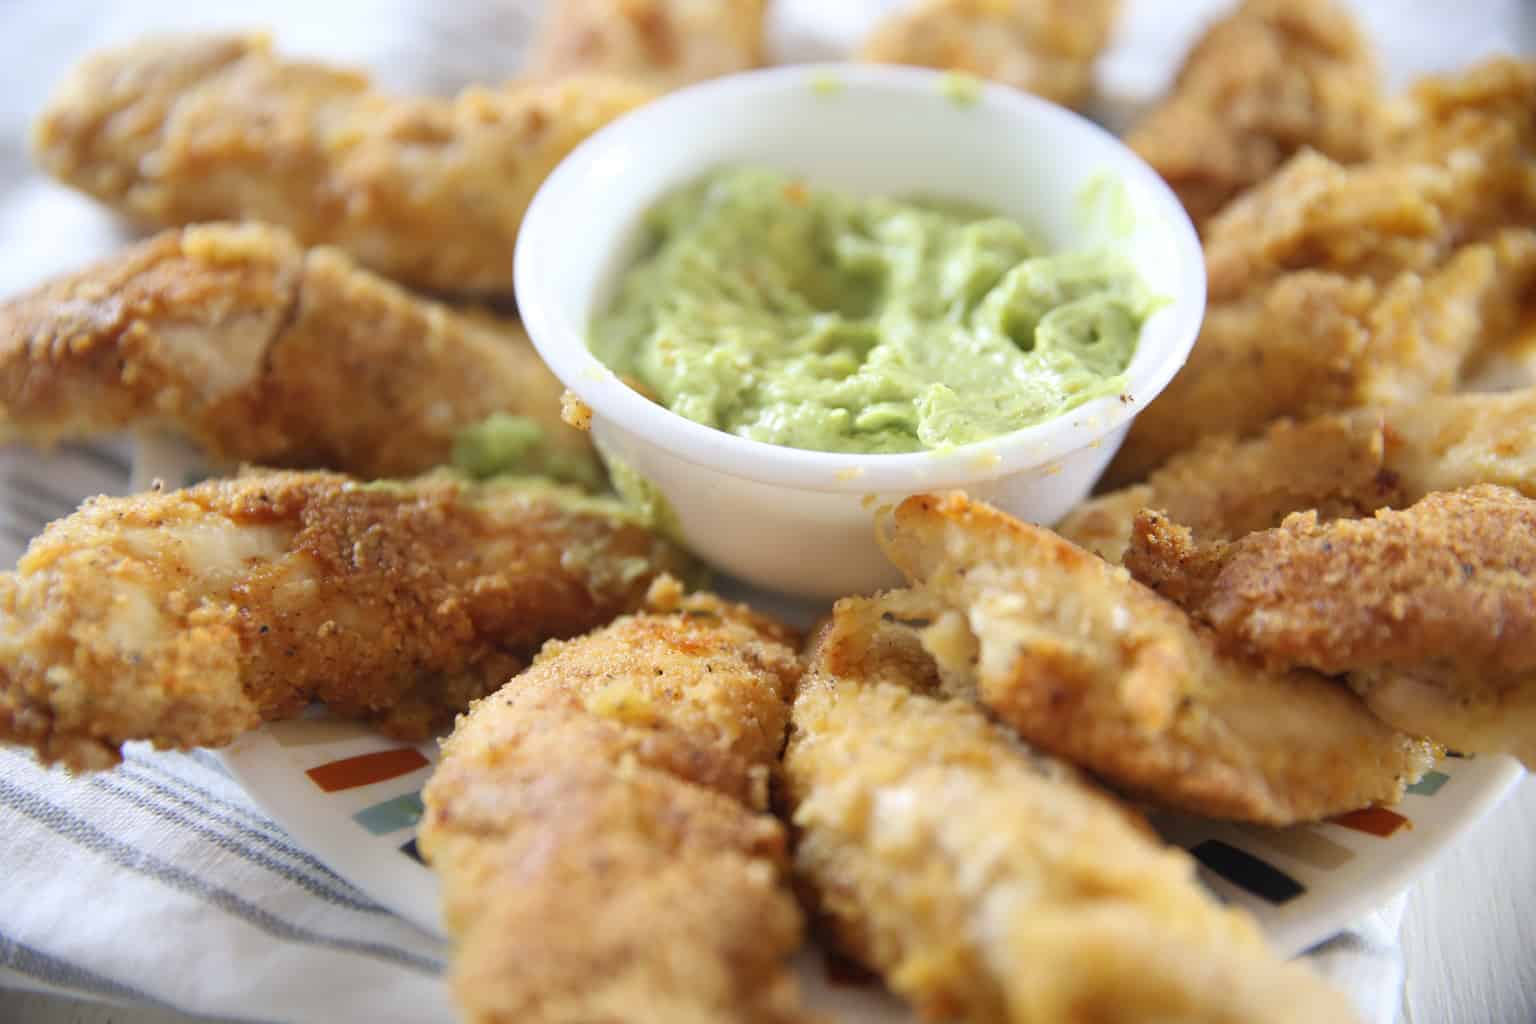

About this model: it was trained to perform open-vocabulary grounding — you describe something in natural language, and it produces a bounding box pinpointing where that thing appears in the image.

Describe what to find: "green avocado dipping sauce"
[451,413,605,490]
[590,167,1160,455]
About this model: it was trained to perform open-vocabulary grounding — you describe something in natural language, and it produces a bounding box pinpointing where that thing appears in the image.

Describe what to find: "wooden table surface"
[3,777,1531,1023]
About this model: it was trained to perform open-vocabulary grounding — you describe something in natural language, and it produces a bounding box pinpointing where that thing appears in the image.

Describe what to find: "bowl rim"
[516,62,1205,494]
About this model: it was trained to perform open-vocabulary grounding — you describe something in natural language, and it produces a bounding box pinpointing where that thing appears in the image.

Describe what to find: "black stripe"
[94,769,384,914]
[0,777,444,974]
[1190,840,1305,904]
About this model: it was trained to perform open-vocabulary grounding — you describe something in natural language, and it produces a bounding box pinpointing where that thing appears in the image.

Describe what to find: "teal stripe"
[1407,770,1451,796]
[352,792,425,836]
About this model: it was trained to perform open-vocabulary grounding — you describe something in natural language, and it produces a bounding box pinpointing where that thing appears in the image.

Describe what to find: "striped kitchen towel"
[0,443,456,1023]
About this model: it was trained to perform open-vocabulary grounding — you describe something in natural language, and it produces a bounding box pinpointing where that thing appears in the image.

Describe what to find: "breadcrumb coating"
[1128,0,1385,229]
[785,615,1358,1022]
[1111,57,1536,484]
[31,34,652,293]
[528,0,766,90]
[0,470,690,770]
[860,0,1120,109]
[0,222,595,482]
[1126,486,1536,767]
[1061,388,1536,563]
[865,492,1435,825]
[419,598,812,1023]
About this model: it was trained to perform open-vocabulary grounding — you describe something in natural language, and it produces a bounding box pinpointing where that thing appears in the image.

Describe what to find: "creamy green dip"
[590,168,1158,455]
[451,413,604,489]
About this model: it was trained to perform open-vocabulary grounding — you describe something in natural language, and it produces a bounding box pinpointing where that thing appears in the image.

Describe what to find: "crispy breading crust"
[860,0,1120,109]
[1110,227,1536,486]
[528,0,766,90]
[1126,487,1536,767]
[1127,0,1385,229]
[31,34,652,293]
[1109,57,1536,485]
[419,602,812,1024]
[0,471,691,771]
[868,492,1435,825]
[0,223,596,482]
[1061,408,1396,562]
[1061,388,1536,563]
[785,617,1357,1023]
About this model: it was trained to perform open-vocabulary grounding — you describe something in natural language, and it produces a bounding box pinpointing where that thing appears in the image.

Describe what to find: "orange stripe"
[1330,806,1411,837]
[306,749,429,793]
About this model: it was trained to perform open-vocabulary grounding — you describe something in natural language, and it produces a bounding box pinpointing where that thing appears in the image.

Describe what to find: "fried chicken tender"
[860,492,1434,824]
[1108,57,1536,484]
[0,471,691,771]
[785,617,1358,1022]
[31,34,652,294]
[1127,0,1385,229]
[1061,388,1536,562]
[860,0,1120,109]
[419,593,811,1024]
[1110,222,1536,486]
[528,0,766,90]
[1126,486,1536,768]
[0,223,597,484]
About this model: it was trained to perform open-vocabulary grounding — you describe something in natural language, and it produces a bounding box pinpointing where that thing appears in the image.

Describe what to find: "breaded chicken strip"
[1062,388,1536,562]
[31,34,652,294]
[1126,486,1536,767]
[1384,57,1536,172]
[1061,410,1396,563]
[786,617,1358,1022]
[859,492,1434,824]
[528,0,766,90]
[1127,0,1384,229]
[419,591,812,1024]
[0,471,690,771]
[1108,59,1536,484]
[860,0,1120,109]
[0,223,598,484]
[1204,61,1536,302]
[1110,224,1536,485]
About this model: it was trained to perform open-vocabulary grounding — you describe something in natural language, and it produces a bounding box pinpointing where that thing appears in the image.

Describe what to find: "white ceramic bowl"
[517,64,1204,599]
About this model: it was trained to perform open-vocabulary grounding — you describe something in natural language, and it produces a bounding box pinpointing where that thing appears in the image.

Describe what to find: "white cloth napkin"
[0,2,1522,1021]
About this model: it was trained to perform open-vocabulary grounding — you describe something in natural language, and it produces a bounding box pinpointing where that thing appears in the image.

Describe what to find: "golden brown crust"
[0,223,595,482]
[1061,388,1536,563]
[31,34,653,293]
[528,0,766,90]
[1127,0,1385,229]
[1110,57,1536,484]
[1125,486,1536,766]
[1062,408,1396,562]
[859,0,1120,108]
[0,470,690,770]
[419,610,812,1024]
[785,619,1357,1023]
[871,492,1435,825]
[1110,224,1536,486]
[1128,486,1536,677]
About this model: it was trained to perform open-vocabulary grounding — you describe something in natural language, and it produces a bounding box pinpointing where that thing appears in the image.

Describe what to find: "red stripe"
[1331,806,1411,837]
[306,749,429,793]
